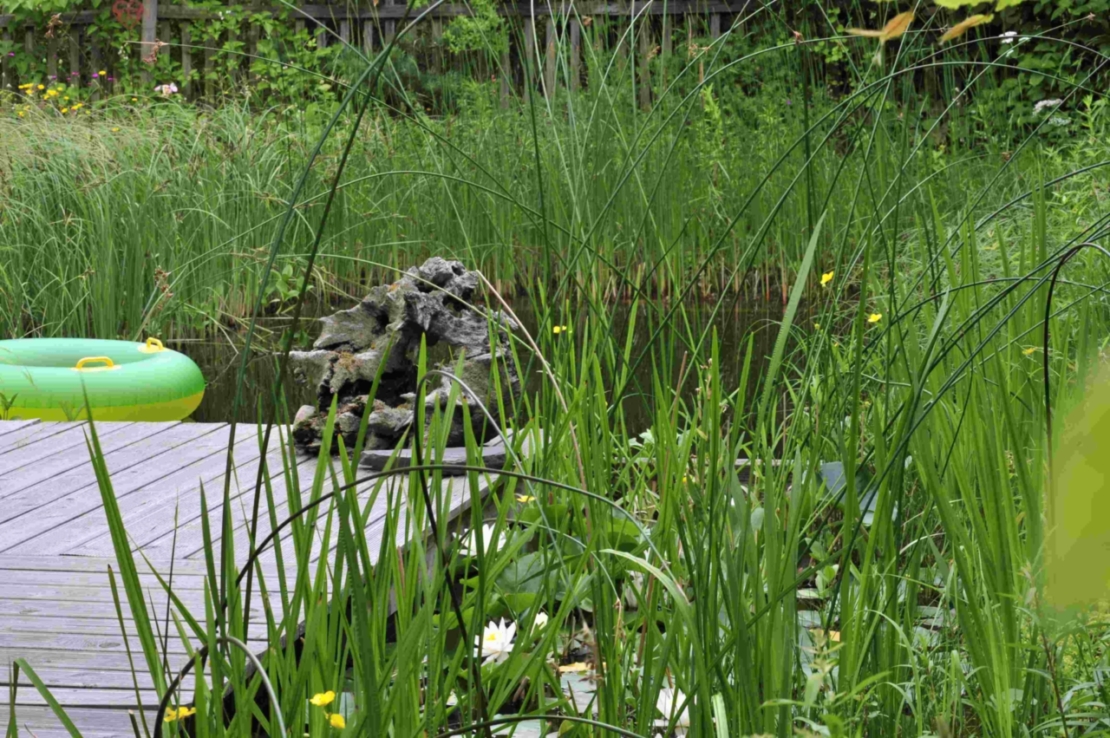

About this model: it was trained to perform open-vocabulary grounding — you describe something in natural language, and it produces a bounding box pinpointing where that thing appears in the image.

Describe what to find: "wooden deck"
[0,420,490,737]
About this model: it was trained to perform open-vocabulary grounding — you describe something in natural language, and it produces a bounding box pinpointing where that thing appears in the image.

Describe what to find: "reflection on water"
[181,300,788,433]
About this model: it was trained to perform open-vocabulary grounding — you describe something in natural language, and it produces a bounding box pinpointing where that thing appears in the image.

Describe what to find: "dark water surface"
[184,300,787,432]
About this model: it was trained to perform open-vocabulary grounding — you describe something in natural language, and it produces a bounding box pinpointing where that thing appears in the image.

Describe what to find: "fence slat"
[637,15,650,110]
[710,13,720,39]
[204,30,215,98]
[362,18,373,54]
[544,17,555,97]
[68,27,80,86]
[47,37,57,81]
[141,0,159,84]
[569,18,580,90]
[523,16,534,103]
[1,30,10,90]
[181,24,192,98]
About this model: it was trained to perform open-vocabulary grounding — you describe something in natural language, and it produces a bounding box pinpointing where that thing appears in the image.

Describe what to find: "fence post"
[499,48,511,107]
[68,28,80,86]
[181,24,192,98]
[1,29,10,90]
[362,18,374,54]
[569,18,580,91]
[637,12,650,110]
[544,16,555,97]
[523,15,534,103]
[46,37,57,82]
[141,0,158,84]
[661,9,670,89]
[384,0,397,45]
[710,13,720,40]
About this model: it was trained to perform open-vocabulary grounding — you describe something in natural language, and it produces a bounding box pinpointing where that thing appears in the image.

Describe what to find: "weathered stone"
[360,439,508,476]
[289,258,521,455]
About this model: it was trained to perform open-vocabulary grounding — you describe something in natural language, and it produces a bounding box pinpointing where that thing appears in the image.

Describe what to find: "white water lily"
[532,611,549,631]
[654,687,691,736]
[474,619,516,665]
[458,523,506,555]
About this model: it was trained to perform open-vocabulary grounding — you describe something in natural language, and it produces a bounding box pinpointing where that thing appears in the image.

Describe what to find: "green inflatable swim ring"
[0,337,205,421]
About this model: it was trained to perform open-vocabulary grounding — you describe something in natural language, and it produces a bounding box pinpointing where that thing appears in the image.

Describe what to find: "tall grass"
[6,5,1110,737]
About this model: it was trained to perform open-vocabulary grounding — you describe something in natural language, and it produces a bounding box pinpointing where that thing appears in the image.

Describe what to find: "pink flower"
[155,82,179,97]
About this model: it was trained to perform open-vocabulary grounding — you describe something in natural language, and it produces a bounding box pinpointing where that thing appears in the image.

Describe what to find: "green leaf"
[12,661,81,738]
[759,212,825,422]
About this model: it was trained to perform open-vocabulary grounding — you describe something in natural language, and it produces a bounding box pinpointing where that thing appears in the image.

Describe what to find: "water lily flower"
[868,313,882,324]
[820,271,834,287]
[164,706,196,723]
[459,523,506,555]
[939,14,993,44]
[310,690,336,707]
[329,713,346,729]
[474,619,516,665]
[532,611,549,630]
[654,687,691,736]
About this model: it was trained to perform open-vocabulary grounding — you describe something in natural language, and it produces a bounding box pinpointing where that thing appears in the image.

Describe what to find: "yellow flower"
[163,706,196,722]
[814,323,821,330]
[60,107,68,114]
[37,84,44,90]
[310,691,336,707]
[72,103,83,110]
[111,126,121,132]
[868,313,882,324]
[939,14,994,43]
[515,494,535,503]
[98,69,107,76]
[557,662,591,673]
[329,713,346,729]
[1023,346,1037,356]
[63,95,69,101]
[553,325,568,334]
[131,97,138,102]
[848,10,914,43]
[17,111,25,118]
[820,271,834,287]
[45,89,57,97]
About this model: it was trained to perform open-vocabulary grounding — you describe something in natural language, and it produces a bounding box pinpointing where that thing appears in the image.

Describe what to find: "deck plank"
[0,421,496,736]
[0,421,180,502]
[0,419,40,437]
[70,426,295,559]
[0,423,223,549]
[0,420,77,454]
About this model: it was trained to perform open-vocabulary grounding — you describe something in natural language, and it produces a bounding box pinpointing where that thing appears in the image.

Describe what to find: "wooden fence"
[0,1,749,103]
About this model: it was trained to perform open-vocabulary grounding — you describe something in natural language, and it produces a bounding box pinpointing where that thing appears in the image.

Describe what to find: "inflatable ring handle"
[144,337,165,352]
[75,356,116,371]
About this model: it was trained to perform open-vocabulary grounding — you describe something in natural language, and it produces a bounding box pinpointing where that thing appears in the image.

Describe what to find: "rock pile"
[290,258,520,455]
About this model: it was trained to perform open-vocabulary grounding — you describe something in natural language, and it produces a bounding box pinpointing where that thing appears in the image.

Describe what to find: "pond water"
[185,299,788,433]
